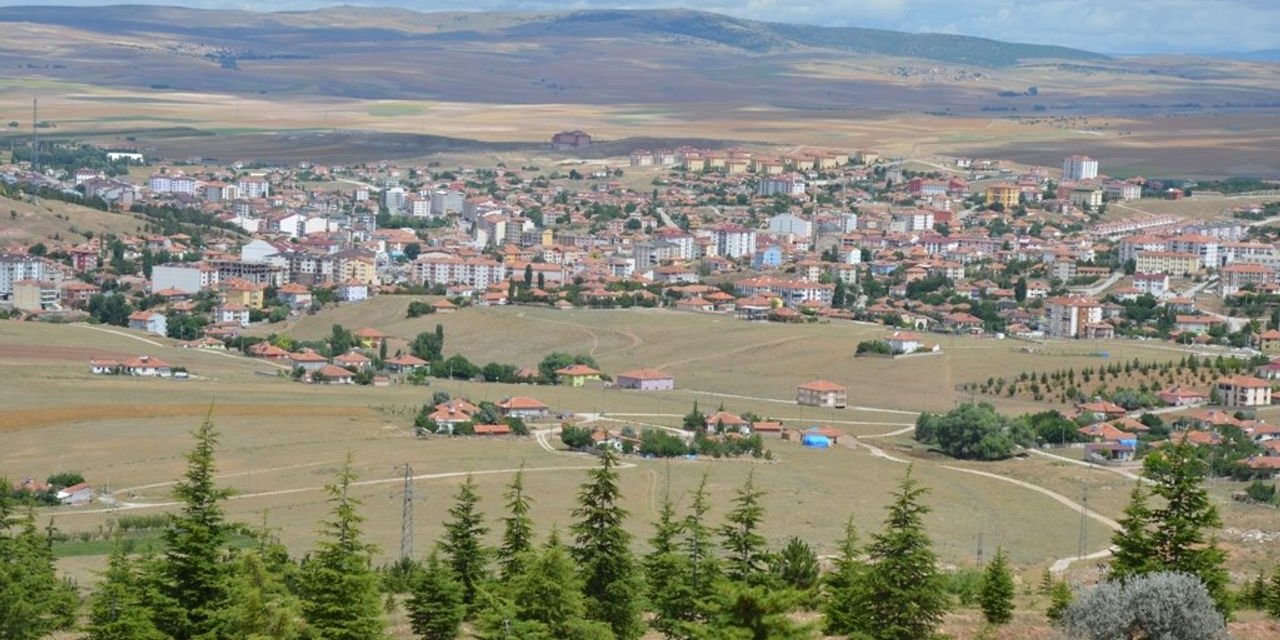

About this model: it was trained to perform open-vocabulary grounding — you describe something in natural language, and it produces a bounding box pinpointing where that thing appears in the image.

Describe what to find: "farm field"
[3,310,1274,588]
[263,298,1215,414]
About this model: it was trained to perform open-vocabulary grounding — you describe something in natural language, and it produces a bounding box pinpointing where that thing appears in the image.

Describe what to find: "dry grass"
[0,194,146,246]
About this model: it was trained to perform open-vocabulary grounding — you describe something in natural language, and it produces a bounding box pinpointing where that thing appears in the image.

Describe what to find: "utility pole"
[31,97,38,171]
[975,529,985,567]
[1077,484,1089,559]
[396,463,415,561]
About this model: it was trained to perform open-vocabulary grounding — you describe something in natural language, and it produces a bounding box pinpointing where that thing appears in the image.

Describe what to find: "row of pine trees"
[5,417,1278,639]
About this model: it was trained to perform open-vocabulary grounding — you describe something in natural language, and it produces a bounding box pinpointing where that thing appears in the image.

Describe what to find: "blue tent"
[801,434,831,448]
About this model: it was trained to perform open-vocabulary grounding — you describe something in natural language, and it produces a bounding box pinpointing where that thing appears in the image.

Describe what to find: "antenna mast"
[31,97,38,171]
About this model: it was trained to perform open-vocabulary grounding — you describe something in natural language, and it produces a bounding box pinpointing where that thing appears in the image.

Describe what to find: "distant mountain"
[1212,50,1280,62]
[0,6,1105,67]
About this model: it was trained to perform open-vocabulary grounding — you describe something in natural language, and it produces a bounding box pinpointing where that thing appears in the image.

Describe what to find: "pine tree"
[440,474,490,609]
[772,537,820,591]
[300,456,388,640]
[719,470,768,584]
[407,551,466,640]
[1110,484,1156,580]
[861,469,947,640]
[702,580,814,640]
[571,450,644,640]
[822,517,869,636]
[1038,567,1054,596]
[217,549,306,640]
[682,474,720,596]
[645,481,690,638]
[497,467,534,581]
[84,543,164,640]
[1144,442,1231,613]
[1243,571,1268,610]
[510,532,613,639]
[980,548,1015,625]
[1046,580,1073,623]
[1267,567,1280,618]
[158,415,233,640]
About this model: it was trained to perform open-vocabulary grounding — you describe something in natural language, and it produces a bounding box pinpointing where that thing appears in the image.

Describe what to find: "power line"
[394,463,415,561]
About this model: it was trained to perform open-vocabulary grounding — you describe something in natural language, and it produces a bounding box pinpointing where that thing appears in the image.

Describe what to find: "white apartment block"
[0,254,56,298]
[1062,155,1098,181]
[412,257,507,288]
[236,176,270,199]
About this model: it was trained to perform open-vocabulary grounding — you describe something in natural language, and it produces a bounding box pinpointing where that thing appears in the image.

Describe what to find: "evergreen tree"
[1111,443,1231,613]
[719,470,768,584]
[217,549,306,640]
[1267,568,1280,618]
[158,415,233,640]
[645,481,689,638]
[1110,484,1157,581]
[700,580,814,640]
[407,551,466,640]
[979,547,1015,625]
[85,543,164,640]
[822,518,869,636]
[571,450,644,640]
[0,502,78,640]
[497,467,534,581]
[299,456,387,640]
[1046,580,1073,623]
[440,474,490,609]
[861,469,947,640]
[510,532,613,639]
[772,537,820,592]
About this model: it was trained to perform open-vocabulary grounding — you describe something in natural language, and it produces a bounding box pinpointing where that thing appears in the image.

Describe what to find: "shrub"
[1058,572,1227,640]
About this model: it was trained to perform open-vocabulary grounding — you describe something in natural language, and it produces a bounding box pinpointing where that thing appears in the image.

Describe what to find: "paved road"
[1070,270,1124,297]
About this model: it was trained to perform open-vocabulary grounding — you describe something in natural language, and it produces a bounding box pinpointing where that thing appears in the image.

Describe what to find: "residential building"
[496,396,551,419]
[614,369,675,391]
[0,253,55,298]
[1134,251,1201,276]
[1045,297,1103,338]
[1216,375,1273,408]
[127,311,167,336]
[796,379,848,408]
[12,280,59,312]
[1220,262,1274,296]
[1069,188,1104,209]
[152,263,218,293]
[555,364,602,387]
[758,174,806,196]
[984,184,1020,209]
[1132,272,1170,297]
[1062,155,1099,181]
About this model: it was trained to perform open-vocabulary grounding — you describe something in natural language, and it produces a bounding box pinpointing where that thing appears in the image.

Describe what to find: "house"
[121,355,172,377]
[496,396,551,420]
[1158,386,1209,406]
[614,368,675,391]
[796,380,847,409]
[752,421,785,438]
[555,364,602,387]
[127,310,168,336]
[56,483,93,506]
[1216,375,1273,408]
[216,303,251,327]
[1258,330,1280,355]
[248,342,291,360]
[354,327,386,349]
[312,364,355,385]
[385,354,429,373]
[289,348,329,372]
[885,331,937,355]
[705,411,750,434]
[1077,401,1127,420]
[89,359,120,375]
[338,280,370,302]
[276,283,313,309]
[333,351,372,371]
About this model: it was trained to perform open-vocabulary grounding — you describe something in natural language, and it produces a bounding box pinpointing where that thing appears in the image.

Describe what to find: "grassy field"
[4,313,1279,638]
[0,194,147,246]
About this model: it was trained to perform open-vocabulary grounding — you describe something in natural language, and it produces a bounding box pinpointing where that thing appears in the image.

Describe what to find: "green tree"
[407,551,466,640]
[571,450,644,640]
[85,543,165,640]
[644,481,689,638]
[822,517,869,635]
[1046,579,1073,622]
[681,402,706,432]
[1109,485,1156,580]
[720,471,768,584]
[860,469,947,640]
[497,467,535,581]
[300,456,387,640]
[980,548,1015,625]
[0,487,78,640]
[772,537,820,592]
[507,532,614,639]
[411,325,445,362]
[700,580,814,640]
[1111,443,1232,613]
[217,549,306,640]
[158,415,233,640]
[440,475,490,610]
[1059,572,1226,640]
[1268,568,1280,618]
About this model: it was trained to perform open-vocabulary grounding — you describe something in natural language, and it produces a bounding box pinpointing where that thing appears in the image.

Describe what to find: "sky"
[7,0,1280,55]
